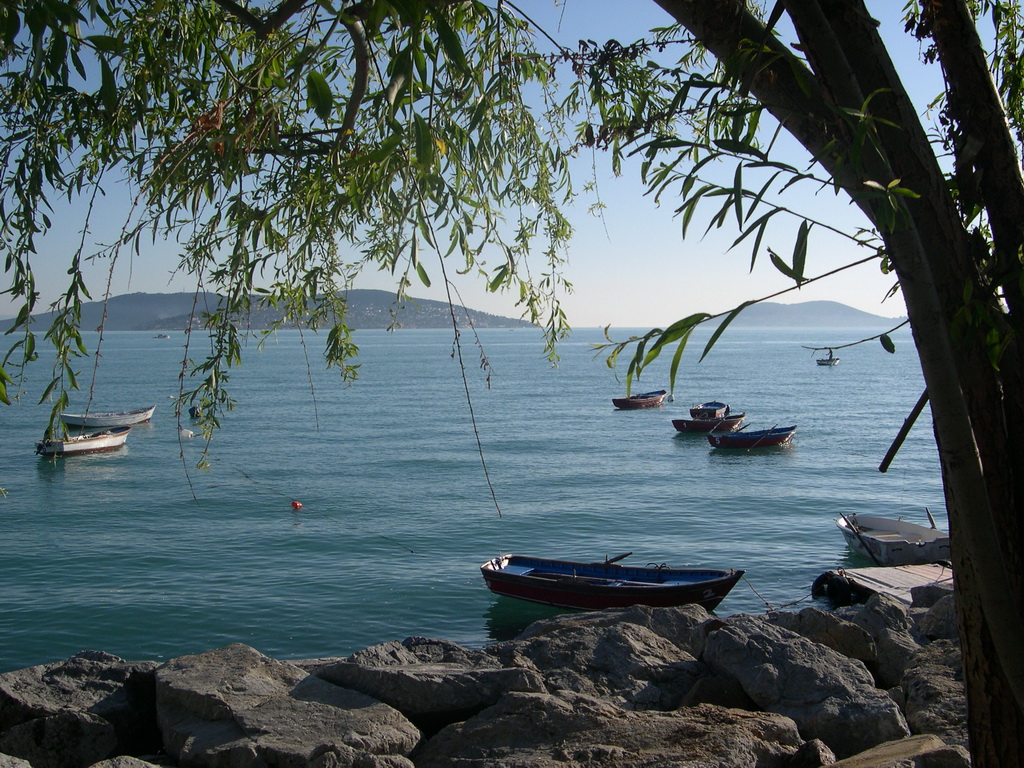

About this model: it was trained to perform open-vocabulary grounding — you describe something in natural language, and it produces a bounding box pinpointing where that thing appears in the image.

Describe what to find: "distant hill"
[3,294,902,331]
[725,300,903,328]
[3,290,535,332]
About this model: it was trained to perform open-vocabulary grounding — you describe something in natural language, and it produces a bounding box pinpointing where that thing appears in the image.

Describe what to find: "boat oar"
[747,423,778,451]
[925,507,938,530]
[605,552,632,565]
[837,510,884,567]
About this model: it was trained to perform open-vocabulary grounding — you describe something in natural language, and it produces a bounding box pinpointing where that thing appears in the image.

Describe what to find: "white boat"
[817,350,839,366]
[35,426,132,457]
[836,512,951,566]
[60,405,155,429]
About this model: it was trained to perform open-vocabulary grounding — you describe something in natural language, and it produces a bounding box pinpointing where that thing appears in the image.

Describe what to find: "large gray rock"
[0,753,33,768]
[702,615,909,758]
[900,640,968,750]
[514,604,713,655]
[915,595,959,641]
[483,608,709,711]
[846,594,925,688]
[766,607,876,664]
[313,637,544,732]
[414,692,807,768]
[155,643,420,768]
[0,650,160,757]
[0,711,116,768]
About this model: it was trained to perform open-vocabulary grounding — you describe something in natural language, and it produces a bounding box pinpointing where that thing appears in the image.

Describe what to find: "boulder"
[910,582,955,609]
[88,757,168,768]
[483,609,709,711]
[845,594,925,688]
[827,734,968,767]
[915,595,959,641]
[0,650,160,757]
[702,614,910,758]
[515,604,713,655]
[414,692,807,768]
[155,643,420,768]
[312,637,544,733]
[766,607,876,664]
[900,640,968,750]
[0,753,32,768]
[0,711,116,768]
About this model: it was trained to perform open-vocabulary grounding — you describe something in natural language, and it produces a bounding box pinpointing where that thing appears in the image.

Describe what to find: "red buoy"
[291,500,303,510]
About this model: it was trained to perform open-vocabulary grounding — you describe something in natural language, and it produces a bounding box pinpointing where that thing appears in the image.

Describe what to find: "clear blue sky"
[4,2,933,328]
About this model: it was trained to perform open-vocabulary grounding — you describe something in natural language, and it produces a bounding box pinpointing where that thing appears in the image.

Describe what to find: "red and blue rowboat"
[707,425,796,449]
[480,553,744,611]
[612,390,668,409]
[672,413,746,433]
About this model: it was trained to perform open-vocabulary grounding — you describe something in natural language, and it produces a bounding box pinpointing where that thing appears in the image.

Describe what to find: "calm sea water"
[0,325,943,672]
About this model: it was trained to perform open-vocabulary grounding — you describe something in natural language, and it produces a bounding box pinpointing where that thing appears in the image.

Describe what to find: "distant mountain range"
[2,293,902,332]
[2,290,535,332]
[725,300,904,328]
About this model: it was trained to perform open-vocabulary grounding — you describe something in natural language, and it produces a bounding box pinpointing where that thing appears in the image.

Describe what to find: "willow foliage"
[0,0,575,426]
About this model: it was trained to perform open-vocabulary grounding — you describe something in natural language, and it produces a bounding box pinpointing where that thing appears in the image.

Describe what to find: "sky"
[2,1,939,329]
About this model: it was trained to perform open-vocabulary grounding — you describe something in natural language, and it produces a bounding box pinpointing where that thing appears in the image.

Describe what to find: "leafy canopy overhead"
[0,0,584,423]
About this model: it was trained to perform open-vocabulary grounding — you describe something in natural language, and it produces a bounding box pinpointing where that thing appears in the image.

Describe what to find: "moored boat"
[690,401,730,419]
[612,390,668,409]
[672,413,746,433]
[707,425,796,448]
[35,426,132,457]
[835,512,951,566]
[60,405,156,429]
[480,553,744,611]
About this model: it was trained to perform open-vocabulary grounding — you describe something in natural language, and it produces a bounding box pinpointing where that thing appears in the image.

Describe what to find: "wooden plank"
[841,564,953,604]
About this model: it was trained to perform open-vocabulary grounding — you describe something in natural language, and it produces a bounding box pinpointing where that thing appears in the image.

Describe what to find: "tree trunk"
[651,1,1024,763]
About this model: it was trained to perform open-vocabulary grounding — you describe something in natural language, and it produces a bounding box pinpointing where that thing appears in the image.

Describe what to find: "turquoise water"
[0,326,943,672]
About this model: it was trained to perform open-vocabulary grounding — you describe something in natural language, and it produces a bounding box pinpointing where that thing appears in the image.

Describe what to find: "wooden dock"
[841,563,953,604]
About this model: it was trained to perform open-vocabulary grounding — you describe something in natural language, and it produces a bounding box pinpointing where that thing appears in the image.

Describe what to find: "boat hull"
[690,401,729,419]
[480,554,743,611]
[816,358,840,366]
[672,414,745,433]
[836,514,951,566]
[708,426,796,448]
[60,405,155,429]
[612,390,668,409]
[36,426,132,456]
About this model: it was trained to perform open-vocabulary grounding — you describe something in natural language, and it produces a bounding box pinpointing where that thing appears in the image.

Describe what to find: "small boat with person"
[35,426,132,457]
[612,390,668,409]
[835,511,951,566]
[816,349,840,366]
[480,553,744,611]
[708,425,796,448]
[60,405,156,429]
[672,412,746,433]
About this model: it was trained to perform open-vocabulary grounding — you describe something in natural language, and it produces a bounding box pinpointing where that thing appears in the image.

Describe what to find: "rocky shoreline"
[0,584,968,768]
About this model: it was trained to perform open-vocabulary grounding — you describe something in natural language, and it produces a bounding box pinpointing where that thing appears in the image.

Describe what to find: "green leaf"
[416,261,431,287]
[432,12,468,74]
[713,138,765,160]
[769,249,796,280]
[86,35,125,54]
[99,58,118,114]
[413,114,434,167]
[792,220,809,283]
[880,334,896,353]
[701,302,751,361]
[306,71,334,120]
